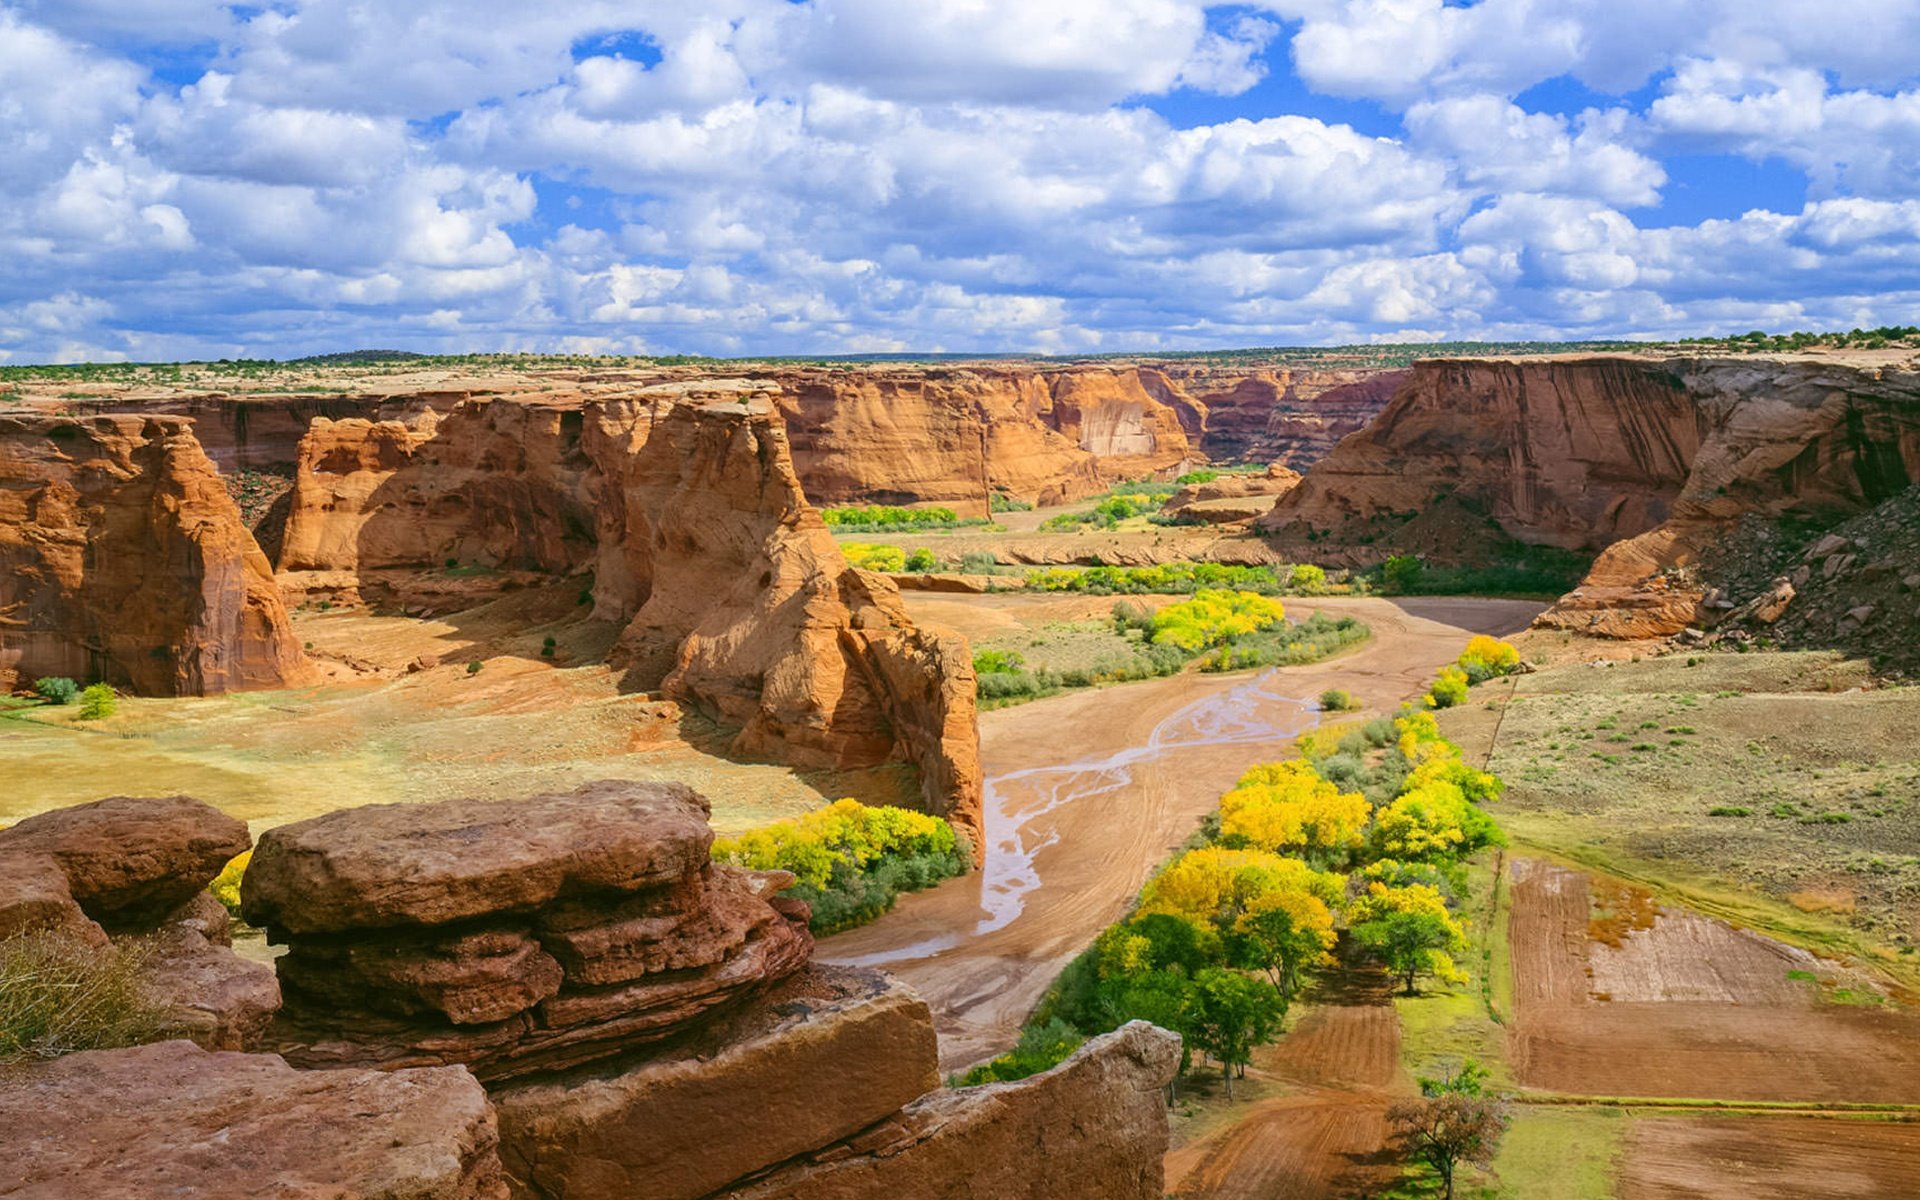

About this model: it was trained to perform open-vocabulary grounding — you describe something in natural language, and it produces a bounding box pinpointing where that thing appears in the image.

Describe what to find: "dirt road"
[821,595,1542,1069]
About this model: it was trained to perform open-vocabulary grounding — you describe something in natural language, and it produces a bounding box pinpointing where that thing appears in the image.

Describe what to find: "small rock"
[1808,533,1850,558]
[1847,604,1876,624]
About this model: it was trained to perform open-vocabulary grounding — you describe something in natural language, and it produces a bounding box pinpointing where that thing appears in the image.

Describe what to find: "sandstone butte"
[272,381,984,853]
[0,783,1182,1200]
[0,413,313,695]
[1258,353,1920,638]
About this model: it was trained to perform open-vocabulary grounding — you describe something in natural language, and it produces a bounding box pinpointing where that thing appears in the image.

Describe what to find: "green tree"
[1185,968,1287,1099]
[1353,909,1466,996]
[1387,1091,1511,1200]
[33,677,79,705]
[1231,892,1335,1002]
[75,684,116,721]
[1381,554,1424,593]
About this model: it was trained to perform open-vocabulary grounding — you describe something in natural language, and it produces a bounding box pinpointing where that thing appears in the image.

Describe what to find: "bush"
[973,649,1026,674]
[959,1018,1084,1085]
[822,505,962,531]
[1319,687,1358,712]
[988,493,1032,513]
[1426,667,1469,709]
[711,800,967,935]
[843,542,907,572]
[33,677,79,705]
[0,932,171,1062]
[466,661,483,676]
[541,636,557,658]
[75,683,116,721]
[904,548,939,573]
[1151,590,1287,652]
[209,851,250,918]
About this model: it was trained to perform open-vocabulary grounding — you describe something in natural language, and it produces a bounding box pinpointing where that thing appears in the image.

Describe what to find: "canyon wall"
[0,414,312,694]
[769,363,1398,515]
[276,384,983,850]
[1261,355,1920,635]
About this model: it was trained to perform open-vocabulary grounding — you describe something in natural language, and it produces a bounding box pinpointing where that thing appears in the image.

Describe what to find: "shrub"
[1707,806,1751,817]
[33,677,79,705]
[988,493,1033,513]
[842,542,907,572]
[466,661,483,676]
[1319,687,1358,712]
[972,649,1026,674]
[1289,564,1328,595]
[904,547,939,573]
[0,932,172,1062]
[1150,590,1287,653]
[209,851,250,918]
[711,800,967,934]
[75,683,116,721]
[1426,667,1469,709]
[822,505,962,531]
[959,1017,1084,1085]
[541,636,557,658]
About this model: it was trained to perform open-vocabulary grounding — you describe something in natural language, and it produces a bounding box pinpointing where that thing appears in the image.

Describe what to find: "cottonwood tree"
[1185,968,1286,1100]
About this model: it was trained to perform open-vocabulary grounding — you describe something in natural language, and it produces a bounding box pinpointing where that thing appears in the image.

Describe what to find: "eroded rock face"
[1261,355,1920,637]
[721,1020,1183,1200]
[0,414,312,694]
[0,1040,507,1200]
[277,386,984,850]
[770,364,1397,515]
[246,781,815,1083]
[494,965,939,1200]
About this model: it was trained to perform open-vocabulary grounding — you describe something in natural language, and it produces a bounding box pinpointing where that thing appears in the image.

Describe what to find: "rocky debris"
[494,966,939,1200]
[0,414,313,694]
[887,572,1000,594]
[1,795,250,930]
[275,388,985,853]
[246,781,814,1082]
[722,1021,1183,1200]
[0,1040,507,1200]
[1668,485,1920,673]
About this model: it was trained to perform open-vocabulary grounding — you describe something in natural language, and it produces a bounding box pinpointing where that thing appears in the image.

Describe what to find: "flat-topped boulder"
[253,781,813,1082]
[242,781,715,934]
[0,1040,506,1200]
[1,795,249,929]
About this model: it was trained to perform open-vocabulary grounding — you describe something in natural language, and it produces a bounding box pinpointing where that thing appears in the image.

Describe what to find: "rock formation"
[1165,463,1304,524]
[244,781,815,1082]
[277,385,984,850]
[0,795,279,1050]
[770,363,1398,516]
[0,1040,508,1200]
[2,783,1180,1200]
[724,1020,1182,1200]
[0,414,312,694]
[1261,355,1920,637]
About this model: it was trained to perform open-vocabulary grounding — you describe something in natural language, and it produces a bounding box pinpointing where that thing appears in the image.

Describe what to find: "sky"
[3,1,1919,361]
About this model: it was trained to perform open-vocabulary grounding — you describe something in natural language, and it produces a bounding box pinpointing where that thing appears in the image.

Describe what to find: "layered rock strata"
[0,1040,507,1200]
[277,385,983,850]
[0,795,278,1050]
[0,414,312,693]
[1261,355,1920,637]
[244,781,815,1083]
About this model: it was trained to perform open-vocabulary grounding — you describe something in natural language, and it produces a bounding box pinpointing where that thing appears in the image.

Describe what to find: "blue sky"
[2,1,1918,361]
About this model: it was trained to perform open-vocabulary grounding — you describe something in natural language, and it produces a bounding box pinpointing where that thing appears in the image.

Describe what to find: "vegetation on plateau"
[822,505,995,533]
[964,642,1520,1117]
[710,800,967,935]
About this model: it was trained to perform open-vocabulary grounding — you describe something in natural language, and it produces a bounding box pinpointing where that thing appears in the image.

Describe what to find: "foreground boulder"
[0,795,278,1051]
[0,414,311,694]
[493,966,939,1200]
[1,795,250,929]
[722,1021,1183,1200]
[246,781,813,1082]
[0,1040,506,1200]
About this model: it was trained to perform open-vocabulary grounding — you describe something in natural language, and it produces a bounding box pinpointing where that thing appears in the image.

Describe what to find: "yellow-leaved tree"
[1348,882,1470,995]
[1138,846,1345,928]
[1220,760,1372,858]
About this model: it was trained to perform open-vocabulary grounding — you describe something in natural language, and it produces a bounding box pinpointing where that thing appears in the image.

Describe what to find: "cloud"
[0,1,1916,361]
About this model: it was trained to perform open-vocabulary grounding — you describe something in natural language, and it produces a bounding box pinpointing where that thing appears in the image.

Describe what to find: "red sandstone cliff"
[1261,355,1920,636]
[0,415,312,694]
[275,383,984,853]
